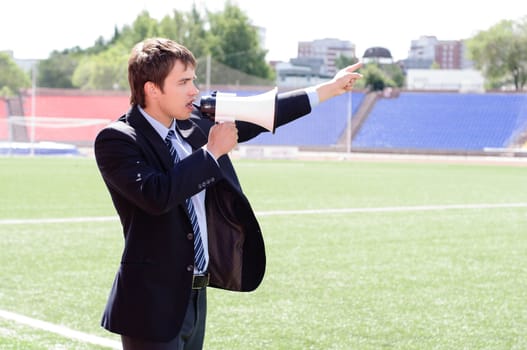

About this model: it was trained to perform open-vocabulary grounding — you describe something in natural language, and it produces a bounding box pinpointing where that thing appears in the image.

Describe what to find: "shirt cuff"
[305,86,319,108]
[206,149,219,165]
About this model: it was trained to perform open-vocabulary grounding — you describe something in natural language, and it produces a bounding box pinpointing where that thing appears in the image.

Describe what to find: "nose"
[192,81,200,95]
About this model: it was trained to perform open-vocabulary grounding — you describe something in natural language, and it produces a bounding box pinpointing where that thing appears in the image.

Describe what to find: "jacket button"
[186,265,193,272]
[186,233,194,240]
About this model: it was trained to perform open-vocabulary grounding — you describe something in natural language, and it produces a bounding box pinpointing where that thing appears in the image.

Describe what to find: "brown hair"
[128,38,196,107]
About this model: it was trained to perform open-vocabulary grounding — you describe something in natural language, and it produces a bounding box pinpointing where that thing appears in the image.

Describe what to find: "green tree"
[75,8,210,91]
[37,49,81,88]
[335,55,359,70]
[84,35,112,55]
[467,17,527,91]
[0,52,31,97]
[157,5,209,59]
[116,10,162,50]
[207,1,272,80]
[383,63,405,88]
[361,64,396,91]
[72,44,128,90]
[354,62,403,91]
[35,3,275,90]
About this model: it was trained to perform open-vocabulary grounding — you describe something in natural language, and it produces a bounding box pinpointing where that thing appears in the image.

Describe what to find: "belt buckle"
[192,273,209,289]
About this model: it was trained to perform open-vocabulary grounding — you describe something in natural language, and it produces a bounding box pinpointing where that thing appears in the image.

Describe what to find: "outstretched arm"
[314,62,363,104]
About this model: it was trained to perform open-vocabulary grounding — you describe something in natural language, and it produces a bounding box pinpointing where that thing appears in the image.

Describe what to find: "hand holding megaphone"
[196,87,278,133]
[207,121,238,159]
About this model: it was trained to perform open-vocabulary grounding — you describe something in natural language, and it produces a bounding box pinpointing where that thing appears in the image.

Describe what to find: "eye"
[180,78,194,86]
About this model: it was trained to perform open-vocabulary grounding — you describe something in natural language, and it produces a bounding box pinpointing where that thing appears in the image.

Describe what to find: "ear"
[144,81,157,97]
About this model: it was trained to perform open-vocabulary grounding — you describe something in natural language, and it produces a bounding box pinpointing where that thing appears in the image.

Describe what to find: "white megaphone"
[197,87,278,133]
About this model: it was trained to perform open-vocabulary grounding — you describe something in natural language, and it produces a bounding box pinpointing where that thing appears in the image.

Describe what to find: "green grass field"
[1,156,526,349]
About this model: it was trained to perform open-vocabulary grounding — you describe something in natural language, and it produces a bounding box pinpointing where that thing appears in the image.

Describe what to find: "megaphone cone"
[198,87,278,133]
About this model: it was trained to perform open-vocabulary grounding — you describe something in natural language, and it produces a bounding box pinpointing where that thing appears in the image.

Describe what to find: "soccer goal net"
[0,115,111,156]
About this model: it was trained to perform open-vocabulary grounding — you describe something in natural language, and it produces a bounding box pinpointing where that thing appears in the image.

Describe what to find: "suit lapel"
[176,119,208,150]
[125,106,208,168]
[126,106,174,170]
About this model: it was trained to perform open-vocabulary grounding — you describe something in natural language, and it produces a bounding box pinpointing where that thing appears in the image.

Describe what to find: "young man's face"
[148,60,199,124]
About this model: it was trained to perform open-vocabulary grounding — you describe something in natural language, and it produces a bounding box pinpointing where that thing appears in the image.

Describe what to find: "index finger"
[345,62,363,73]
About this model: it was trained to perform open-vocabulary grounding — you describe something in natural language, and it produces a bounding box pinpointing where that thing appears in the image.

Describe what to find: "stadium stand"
[19,90,129,145]
[2,88,365,148]
[351,92,527,152]
[0,90,128,155]
[4,89,527,156]
[245,92,365,147]
[0,98,7,140]
[0,98,6,118]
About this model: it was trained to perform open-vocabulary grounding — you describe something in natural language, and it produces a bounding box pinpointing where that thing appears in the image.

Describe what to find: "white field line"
[255,202,527,216]
[1,202,527,225]
[0,309,121,349]
[0,216,118,225]
[1,202,526,347]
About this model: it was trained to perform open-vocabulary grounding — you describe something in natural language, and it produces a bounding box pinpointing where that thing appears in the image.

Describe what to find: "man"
[94,37,362,350]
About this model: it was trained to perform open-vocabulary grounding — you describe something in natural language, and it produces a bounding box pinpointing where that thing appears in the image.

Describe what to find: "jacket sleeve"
[94,122,224,216]
[235,89,312,142]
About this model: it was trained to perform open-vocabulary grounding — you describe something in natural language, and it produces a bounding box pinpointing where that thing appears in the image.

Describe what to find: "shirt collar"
[138,105,175,141]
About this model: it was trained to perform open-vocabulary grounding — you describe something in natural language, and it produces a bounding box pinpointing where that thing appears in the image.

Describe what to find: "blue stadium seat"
[351,93,527,151]
[245,92,365,146]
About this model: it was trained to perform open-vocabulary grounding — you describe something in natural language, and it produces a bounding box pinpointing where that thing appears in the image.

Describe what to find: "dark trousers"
[121,288,207,350]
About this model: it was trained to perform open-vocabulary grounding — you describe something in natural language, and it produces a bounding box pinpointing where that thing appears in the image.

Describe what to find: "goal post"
[0,115,111,156]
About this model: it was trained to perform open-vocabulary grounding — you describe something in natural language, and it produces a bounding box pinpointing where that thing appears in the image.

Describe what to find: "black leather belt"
[192,274,209,289]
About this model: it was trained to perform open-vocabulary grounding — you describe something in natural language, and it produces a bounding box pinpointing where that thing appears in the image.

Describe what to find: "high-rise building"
[435,40,463,69]
[297,38,355,76]
[404,36,472,70]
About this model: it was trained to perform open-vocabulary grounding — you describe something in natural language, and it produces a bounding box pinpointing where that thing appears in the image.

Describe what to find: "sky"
[2,0,527,62]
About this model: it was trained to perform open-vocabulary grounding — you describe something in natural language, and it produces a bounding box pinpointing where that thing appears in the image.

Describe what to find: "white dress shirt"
[138,88,317,274]
[139,107,210,273]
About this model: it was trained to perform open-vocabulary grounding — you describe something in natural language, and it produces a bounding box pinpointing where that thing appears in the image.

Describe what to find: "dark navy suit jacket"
[94,90,311,342]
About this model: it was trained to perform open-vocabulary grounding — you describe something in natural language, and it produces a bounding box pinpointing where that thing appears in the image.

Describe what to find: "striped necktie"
[165,129,206,273]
